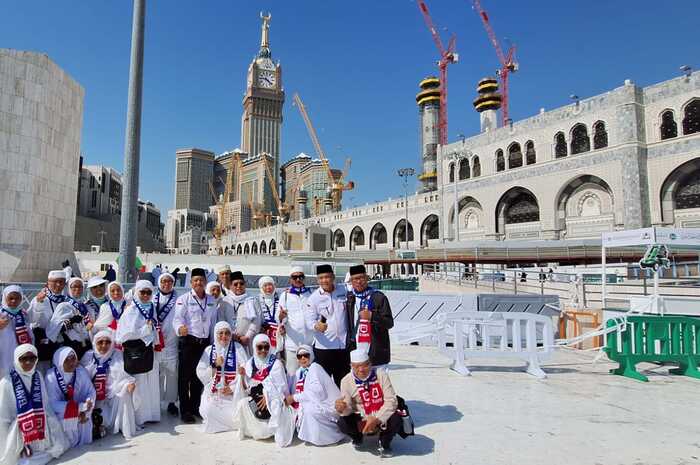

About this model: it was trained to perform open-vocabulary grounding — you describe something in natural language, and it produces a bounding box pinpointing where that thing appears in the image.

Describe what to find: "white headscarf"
[296,344,314,364]
[52,346,78,378]
[92,330,115,364]
[257,276,275,296]
[68,277,84,300]
[214,321,232,355]
[2,284,24,311]
[47,301,88,343]
[252,333,272,368]
[158,273,175,293]
[107,281,124,304]
[133,280,154,305]
[13,343,38,378]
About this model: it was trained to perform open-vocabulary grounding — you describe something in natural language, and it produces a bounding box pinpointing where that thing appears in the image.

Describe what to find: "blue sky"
[2,1,698,213]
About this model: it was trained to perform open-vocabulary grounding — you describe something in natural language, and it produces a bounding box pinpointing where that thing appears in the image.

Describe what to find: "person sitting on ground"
[45,347,95,447]
[0,285,33,380]
[0,344,69,465]
[284,345,345,446]
[94,282,126,334]
[236,334,295,447]
[336,349,402,456]
[196,321,247,434]
[80,330,137,439]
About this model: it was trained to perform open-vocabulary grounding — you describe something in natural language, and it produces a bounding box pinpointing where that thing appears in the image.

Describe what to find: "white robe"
[154,291,178,405]
[45,366,95,448]
[195,343,247,433]
[115,304,161,425]
[80,350,137,439]
[0,311,33,380]
[237,357,295,447]
[291,363,344,446]
[0,372,68,465]
[93,301,124,335]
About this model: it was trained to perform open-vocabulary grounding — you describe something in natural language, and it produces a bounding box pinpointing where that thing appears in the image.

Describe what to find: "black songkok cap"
[349,264,366,276]
[231,271,244,281]
[316,264,334,275]
[191,268,206,278]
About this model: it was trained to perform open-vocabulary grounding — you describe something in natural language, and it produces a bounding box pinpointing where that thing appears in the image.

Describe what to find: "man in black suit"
[345,264,394,369]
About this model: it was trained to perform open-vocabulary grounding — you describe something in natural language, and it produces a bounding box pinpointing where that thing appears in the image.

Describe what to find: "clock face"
[258,70,276,88]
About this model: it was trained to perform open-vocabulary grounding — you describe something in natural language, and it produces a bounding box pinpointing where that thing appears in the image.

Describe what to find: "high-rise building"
[78,165,122,218]
[174,148,215,211]
[281,153,342,219]
[240,14,284,188]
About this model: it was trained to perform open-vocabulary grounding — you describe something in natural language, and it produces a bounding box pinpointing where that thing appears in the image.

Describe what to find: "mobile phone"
[320,315,327,323]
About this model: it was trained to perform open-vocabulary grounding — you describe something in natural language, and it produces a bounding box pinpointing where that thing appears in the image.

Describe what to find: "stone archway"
[243,243,250,255]
[495,187,540,237]
[269,239,277,253]
[349,226,365,251]
[369,223,388,249]
[392,219,414,248]
[420,214,439,246]
[333,229,346,250]
[555,175,615,238]
[660,157,700,226]
[260,241,267,254]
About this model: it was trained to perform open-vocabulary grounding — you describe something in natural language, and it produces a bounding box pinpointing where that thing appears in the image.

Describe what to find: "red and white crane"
[416,0,458,146]
[473,0,518,126]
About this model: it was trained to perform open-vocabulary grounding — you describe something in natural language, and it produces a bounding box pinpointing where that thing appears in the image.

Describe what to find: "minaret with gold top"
[241,12,285,186]
[417,76,440,192]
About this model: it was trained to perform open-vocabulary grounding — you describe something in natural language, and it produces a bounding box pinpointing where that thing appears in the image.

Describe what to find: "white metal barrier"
[436,311,554,379]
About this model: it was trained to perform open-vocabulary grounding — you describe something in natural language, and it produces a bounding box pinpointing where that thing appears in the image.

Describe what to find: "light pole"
[118,0,146,283]
[397,168,415,249]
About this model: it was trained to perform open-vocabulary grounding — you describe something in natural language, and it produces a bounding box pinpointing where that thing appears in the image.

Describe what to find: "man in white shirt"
[173,268,217,424]
[306,264,350,387]
[279,266,312,374]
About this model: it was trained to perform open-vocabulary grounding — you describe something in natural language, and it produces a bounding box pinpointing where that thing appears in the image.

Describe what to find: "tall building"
[78,165,122,218]
[417,77,440,193]
[0,49,84,281]
[240,13,284,188]
[281,153,342,219]
[174,148,215,211]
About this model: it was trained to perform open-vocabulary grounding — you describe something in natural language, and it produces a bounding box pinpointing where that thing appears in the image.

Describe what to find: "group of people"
[0,263,412,464]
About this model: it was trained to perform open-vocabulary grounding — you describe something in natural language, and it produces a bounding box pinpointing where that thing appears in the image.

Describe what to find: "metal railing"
[421,262,700,309]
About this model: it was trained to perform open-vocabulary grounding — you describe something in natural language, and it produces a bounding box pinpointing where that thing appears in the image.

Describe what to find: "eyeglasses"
[139,290,153,295]
[256,344,270,350]
[296,353,310,360]
[291,275,305,280]
[232,282,245,287]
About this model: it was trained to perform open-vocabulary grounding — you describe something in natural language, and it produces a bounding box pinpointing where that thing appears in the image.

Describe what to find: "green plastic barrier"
[604,315,700,382]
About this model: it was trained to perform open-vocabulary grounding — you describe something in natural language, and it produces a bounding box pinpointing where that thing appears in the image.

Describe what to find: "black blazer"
[345,290,394,366]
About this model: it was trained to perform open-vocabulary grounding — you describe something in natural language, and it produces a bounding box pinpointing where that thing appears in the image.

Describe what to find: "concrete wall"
[0,49,84,281]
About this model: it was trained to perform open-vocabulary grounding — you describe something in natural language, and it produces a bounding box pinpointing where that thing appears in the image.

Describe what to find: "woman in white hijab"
[196,321,247,434]
[80,330,137,439]
[154,273,179,417]
[66,279,95,333]
[94,282,127,335]
[254,277,285,354]
[236,333,294,447]
[46,302,91,359]
[115,280,161,425]
[45,347,95,447]
[285,345,345,446]
[0,344,68,465]
[0,286,33,380]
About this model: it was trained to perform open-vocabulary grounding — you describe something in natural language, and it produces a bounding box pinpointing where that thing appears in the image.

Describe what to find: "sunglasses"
[256,344,270,350]
[232,282,245,287]
[296,353,310,360]
[291,275,305,280]
[139,290,153,295]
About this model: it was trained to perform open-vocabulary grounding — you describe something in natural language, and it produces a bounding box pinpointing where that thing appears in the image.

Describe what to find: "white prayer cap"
[214,320,232,334]
[48,270,66,280]
[216,264,231,273]
[3,284,23,302]
[206,281,221,295]
[93,329,114,344]
[350,348,370,364]
[87,277,108,288]
[296,344,314,362]
[258,276,275,290]
[134,280,154,293]
[289,266,304,276]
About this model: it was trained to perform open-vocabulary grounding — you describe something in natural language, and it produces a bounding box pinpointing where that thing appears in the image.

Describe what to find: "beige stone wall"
[0,49,84,281]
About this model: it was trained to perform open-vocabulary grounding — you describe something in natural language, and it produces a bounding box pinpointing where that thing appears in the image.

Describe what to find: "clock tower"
[241,12,285,186]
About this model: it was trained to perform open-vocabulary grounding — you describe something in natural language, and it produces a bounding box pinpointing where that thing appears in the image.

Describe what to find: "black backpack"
[396,395,415,438]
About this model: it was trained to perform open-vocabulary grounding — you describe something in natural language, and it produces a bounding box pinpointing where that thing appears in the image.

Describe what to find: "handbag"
[122,339,154,375]
[396,395,415,438]
[249,384,271,420]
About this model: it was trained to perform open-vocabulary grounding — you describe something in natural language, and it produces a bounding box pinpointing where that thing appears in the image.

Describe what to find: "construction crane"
[416,0,458,146]
[472,0,518,126]
[261,155,288,223]
[207,180,223,252]
[292,92,354,211]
